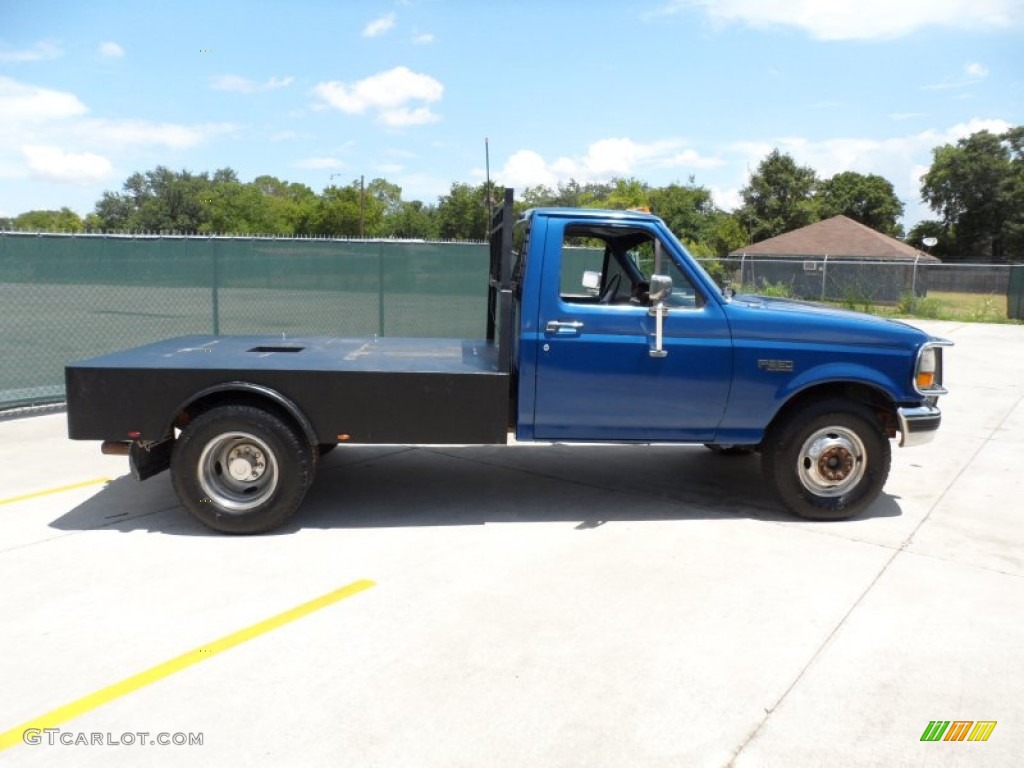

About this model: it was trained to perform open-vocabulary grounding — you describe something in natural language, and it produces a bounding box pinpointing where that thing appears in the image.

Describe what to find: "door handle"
[545,320,584,335]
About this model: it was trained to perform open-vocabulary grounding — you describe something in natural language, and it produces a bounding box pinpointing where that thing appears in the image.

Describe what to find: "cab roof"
[522,207,663,224]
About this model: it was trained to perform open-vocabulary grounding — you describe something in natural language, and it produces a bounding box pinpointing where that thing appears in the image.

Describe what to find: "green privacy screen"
[0,233,489,408]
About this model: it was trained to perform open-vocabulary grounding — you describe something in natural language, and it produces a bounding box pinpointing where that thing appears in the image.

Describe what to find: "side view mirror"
[581,270,602,295]
[649,274,673,303]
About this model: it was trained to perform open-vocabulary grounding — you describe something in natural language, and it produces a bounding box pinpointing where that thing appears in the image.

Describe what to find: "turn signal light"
[916,347,937,391]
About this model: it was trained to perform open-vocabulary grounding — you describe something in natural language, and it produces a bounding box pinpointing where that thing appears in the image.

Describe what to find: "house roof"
[729,215,939,262]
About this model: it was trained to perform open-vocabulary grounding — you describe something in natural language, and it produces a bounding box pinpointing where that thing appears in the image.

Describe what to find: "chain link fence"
[1,233,487,409]
[2,233,1022,410]
[697,256,1023,320]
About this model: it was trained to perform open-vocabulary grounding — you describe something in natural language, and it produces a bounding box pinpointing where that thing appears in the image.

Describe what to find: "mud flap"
[129,438,173,481]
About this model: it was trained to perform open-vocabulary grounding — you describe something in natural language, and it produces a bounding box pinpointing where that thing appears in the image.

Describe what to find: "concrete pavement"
[0,319,1020,767]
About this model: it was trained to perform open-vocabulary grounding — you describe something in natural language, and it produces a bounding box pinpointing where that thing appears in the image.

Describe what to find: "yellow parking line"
[0,579,376,751]
[0,478,112,506]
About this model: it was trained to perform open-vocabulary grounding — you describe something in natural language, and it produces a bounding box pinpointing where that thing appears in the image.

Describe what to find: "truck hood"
[724,293,928,348]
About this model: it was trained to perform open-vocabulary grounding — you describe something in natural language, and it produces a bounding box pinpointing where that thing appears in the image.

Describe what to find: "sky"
[1,0,1022,229]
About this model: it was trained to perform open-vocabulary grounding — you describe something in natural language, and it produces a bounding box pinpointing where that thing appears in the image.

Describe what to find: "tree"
[252,175,318,234]
[436,182,502,240]
[817,171,904,236]
[649,182,715,242]
[604,178,650,210]
[704,213,749,257]
[315,183,365,237]
[386,200,439,239]
[520,179,614,210]
[11,207,84,232]
[204,180,270,234]
[93,166,214,232]
[920,127,1024,261]
[738,149,819,242]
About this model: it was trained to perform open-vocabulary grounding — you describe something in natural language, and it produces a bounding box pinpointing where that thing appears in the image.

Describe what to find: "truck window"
[624,240,703,308]
[559,225,703,308]
[560,243,605,300]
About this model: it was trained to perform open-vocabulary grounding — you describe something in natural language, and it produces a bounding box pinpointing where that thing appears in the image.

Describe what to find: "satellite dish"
[922,237,938,247]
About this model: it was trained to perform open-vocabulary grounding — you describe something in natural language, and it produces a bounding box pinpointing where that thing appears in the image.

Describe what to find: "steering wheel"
[630,280,651,306]
[599,273,621,304]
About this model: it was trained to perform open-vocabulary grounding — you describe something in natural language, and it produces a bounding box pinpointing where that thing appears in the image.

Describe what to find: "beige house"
[728,216,939,302]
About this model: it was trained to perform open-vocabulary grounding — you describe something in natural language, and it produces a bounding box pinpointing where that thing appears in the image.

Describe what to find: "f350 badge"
[758,359,794,373]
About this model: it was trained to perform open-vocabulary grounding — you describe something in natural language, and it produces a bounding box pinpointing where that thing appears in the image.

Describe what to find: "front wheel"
[171,405,315,534]
[763,398,891,520]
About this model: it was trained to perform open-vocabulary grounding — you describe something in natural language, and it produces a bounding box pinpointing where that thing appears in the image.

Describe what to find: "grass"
[734,281,1020,324]
[873,290,1014,323]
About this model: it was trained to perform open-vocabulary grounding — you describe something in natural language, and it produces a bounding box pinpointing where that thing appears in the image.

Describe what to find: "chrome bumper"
[897,404,942,448]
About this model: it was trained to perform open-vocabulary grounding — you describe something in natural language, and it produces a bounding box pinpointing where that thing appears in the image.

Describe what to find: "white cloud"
[76,119,237,149]
[270,130,300,141]
[659,0,1023,40]
[378,106,440,127]
[412,32,436,45]
[0,40,63,62]
[924,61,991,90]
[295,156,345,169]
[99,41,124,58]
[211,74,294,93]
[500,150,560,189]
[363,12,397,37]
[494,138,724,190]
[22,145,112,183]
[710,185,743,211]
[0,76,239,189]
[0,77,87,122]
[313,67,443,126]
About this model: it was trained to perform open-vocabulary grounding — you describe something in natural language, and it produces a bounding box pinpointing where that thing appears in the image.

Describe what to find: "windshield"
[655,226,727,299]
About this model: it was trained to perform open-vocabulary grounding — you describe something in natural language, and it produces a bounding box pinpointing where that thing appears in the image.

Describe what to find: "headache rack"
[486,187,516,374]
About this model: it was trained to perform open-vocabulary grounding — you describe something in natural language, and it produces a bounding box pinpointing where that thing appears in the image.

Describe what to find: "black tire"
[762,398,890,521]
[171,405,315,534]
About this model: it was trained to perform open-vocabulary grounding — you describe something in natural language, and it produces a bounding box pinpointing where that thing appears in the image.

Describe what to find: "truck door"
[531,219,732,442]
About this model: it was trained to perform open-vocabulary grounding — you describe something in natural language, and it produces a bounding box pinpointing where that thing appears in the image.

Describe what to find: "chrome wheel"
[197,431,279,512]
[796,426,867,497]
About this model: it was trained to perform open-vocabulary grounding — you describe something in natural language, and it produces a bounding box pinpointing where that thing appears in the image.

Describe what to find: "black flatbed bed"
[66,335,510,444]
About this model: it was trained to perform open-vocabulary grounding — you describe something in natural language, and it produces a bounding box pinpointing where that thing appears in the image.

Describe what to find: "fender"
[774,360,907,410]
[169,381,318,447]
[713,359,907,445]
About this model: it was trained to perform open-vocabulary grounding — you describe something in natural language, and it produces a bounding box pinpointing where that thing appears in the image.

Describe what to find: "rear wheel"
[171,404,315,534]
[763,398,890,520]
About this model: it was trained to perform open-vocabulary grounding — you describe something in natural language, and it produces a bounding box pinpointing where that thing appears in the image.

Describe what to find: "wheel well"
[172,390,315,447]
[768,383,898,441]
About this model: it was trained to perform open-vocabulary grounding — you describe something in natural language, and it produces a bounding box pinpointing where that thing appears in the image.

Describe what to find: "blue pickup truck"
[66,190,952,533]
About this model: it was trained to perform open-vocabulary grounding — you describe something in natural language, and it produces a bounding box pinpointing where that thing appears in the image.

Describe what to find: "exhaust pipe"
[101,441,131,456]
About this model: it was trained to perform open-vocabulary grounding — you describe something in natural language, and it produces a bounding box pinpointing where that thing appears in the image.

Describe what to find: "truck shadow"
[50,444,903,536]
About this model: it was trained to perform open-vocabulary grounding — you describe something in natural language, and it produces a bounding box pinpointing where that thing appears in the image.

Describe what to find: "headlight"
[914,340,953,396]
